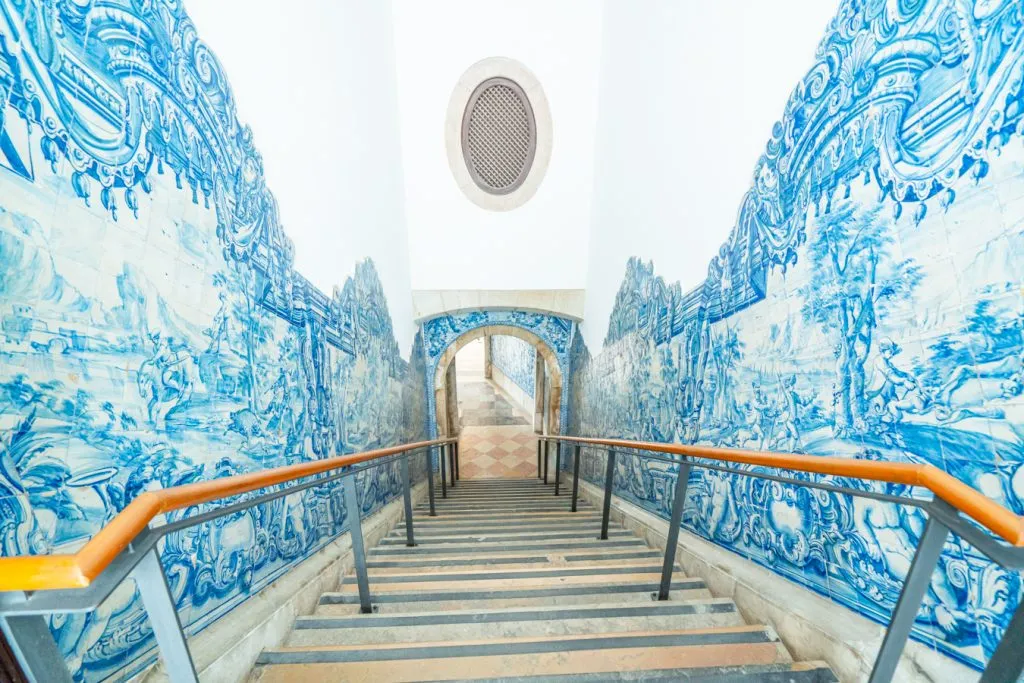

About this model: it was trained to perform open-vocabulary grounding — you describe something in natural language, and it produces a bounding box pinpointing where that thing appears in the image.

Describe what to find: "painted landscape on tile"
[0,2,426,680]
[570,0,1024,669]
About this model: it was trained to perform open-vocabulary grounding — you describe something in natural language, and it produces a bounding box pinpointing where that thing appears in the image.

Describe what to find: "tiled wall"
[0,3,427,681]
[570,0,1024,671]
[490,335,536,397]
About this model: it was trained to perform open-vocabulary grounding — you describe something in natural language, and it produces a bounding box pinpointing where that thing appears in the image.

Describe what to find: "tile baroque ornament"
[422,310,576,437]
[0,2,429,681]
[569,0,1024,672]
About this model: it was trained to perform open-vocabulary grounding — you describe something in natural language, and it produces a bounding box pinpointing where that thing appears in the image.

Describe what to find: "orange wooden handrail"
[0,438,455,592]
[544,435,1024,548]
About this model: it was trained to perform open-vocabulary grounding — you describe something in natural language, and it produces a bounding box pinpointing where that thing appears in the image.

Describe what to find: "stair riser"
[420,493,580,499]
[367,556,665,574]
[393,525,607,537]
[414,506,590,513]
[339,573,670,595]
[361,565,671,582]
[287,610,746,646]
[370,545,646,560]
[254,662,836,683]
[412,511,599,521]
[314,588,715,614]
[379,530,632,545]
[389,521,613,530]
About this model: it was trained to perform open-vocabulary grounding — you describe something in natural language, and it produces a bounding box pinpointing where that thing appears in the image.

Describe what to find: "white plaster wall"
[582,0,839,343]
[393,0,602,291]
[185,0,417,356]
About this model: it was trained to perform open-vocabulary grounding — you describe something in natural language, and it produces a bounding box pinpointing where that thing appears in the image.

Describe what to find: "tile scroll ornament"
[422,310,575,437]
[0,2,428,681]
[490,334,536,397]
[570,0,1024,672]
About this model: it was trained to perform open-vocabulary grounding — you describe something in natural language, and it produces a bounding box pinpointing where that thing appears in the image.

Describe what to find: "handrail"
[537,434,1024,682]
[540,435,1024,547]
[0,437,456,592]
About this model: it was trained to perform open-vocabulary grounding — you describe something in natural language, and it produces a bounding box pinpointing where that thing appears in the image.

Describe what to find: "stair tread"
[260,626,778,659]
[314,587,715,614]
[253,660,837,683]
[325,577,703,598]
[297,597,739,626]
[362,563,678,580]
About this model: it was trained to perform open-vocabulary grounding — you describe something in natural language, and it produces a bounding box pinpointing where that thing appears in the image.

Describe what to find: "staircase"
[251,478,838,682]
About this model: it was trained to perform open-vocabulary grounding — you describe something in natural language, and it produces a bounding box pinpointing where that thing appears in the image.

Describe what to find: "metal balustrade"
[3,431,1023,682]
[0,438,459,683]
[537,435,1024,683]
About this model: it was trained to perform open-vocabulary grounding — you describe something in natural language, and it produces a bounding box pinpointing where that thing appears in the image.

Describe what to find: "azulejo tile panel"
[570,0,1024,671]
[421,310,575,436]
[490,334,536,397]
[0,3,427,681]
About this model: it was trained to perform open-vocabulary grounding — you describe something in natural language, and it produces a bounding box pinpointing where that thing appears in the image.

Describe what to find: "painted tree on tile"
[800,202,922,438]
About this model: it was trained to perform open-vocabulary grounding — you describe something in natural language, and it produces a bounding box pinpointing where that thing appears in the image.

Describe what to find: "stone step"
[410,510,602,523]
[414,503,589,513]
[339,569,678,595]
[379,529,633,545]
[254,626,792,682]
[288,599,743,646]
[313,586,709,615]
[368,538,647,557]
[420,491,580,501]
[404,515,603,529]
[365,548,664,572]
[361,562,673,582]
[367,556,668,575]
[316,579,711,614]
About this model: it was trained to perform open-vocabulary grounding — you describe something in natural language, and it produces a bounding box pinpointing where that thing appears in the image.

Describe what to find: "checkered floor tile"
[456,378,536,479]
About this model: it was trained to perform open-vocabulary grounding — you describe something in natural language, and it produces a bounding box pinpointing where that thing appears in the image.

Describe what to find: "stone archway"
[432,324,563,439]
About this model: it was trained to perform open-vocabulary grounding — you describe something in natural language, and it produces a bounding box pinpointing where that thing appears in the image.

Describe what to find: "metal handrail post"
[537,439,542,479]
[658,459,691,600]
[454,441,460,481]
[133,547,199,682]
[554,441,561,496]
[0,597,73,683]
[440,444,448,499]
[426,447,437,516]
[980,598,1024,682]
[343,474,373,614]
[401,454,416,547]
[571,443,582,512]
[448,443,456,488]
[867,500,953,682]
[543,439,549,484]
[600,449,616,540]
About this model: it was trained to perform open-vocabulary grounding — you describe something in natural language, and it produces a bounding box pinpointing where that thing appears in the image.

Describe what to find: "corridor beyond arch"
[432,324,562,439]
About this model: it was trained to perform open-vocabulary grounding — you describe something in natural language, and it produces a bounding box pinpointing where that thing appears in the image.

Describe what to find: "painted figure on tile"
[777,375,813,452]
[137,333,197,428]
[868,339,930,441]
[848,482,969,636]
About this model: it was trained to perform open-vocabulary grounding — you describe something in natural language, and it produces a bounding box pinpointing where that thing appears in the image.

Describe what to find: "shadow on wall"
[0,3,428,681]
[570,0,1024,672]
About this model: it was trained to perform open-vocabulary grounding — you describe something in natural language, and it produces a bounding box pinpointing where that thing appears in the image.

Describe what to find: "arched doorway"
[433,325,563,478]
